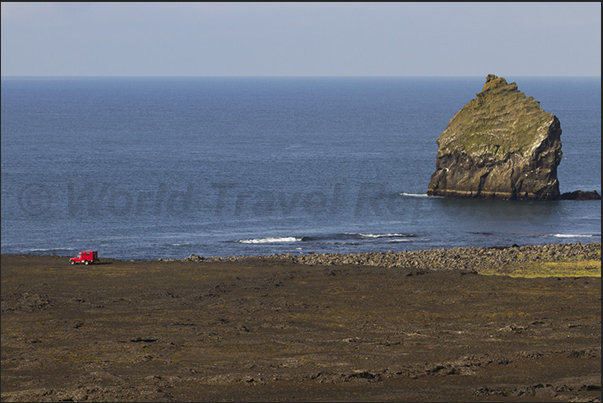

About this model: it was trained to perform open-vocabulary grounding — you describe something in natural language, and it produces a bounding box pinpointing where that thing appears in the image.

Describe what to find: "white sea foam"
[399,192,431,198]
[356,233,414,239]
[400,192,445,198]
[552,234,593,238]
[28,247,73,252]
[237,237,302,244]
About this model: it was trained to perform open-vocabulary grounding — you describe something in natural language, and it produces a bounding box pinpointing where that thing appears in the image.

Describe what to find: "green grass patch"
[479,260,601,278]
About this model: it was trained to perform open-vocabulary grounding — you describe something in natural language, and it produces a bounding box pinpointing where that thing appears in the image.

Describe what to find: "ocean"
[1,76,600,260]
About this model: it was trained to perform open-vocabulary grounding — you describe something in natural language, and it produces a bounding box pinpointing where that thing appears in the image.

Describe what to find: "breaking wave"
[236,237,303,244]
[352,232,416,239]
[399,192,431,198]
[27,247,74,252]
[234,232,417,245]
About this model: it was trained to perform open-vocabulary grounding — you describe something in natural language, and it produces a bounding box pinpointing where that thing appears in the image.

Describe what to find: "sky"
[1,2,601,77]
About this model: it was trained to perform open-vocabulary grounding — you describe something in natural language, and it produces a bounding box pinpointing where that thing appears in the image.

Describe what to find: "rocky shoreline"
[2,242,600,402]
[170,241,601,271]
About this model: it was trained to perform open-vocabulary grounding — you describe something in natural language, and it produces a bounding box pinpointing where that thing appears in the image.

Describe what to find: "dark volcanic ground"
[1,250,600,402]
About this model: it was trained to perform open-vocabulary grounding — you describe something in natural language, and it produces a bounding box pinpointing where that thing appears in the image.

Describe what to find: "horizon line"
[2,74,601,79]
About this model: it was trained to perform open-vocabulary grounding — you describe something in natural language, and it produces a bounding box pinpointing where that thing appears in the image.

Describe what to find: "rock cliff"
[427,74,563,200]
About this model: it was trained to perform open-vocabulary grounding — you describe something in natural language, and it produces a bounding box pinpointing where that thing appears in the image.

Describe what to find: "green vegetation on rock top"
[438,74,556,159]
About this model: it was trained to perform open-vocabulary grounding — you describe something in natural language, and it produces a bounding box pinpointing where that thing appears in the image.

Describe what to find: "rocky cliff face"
[427,74,563,200]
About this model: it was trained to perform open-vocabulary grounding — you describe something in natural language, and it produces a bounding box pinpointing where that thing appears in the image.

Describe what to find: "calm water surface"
[1,77,600,260]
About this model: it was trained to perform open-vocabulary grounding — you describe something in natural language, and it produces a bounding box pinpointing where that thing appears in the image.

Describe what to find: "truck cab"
[69,251,99,265]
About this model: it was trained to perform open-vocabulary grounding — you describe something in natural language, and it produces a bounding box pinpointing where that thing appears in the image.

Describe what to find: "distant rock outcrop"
[559,190,601,200]
[427,74,563,200]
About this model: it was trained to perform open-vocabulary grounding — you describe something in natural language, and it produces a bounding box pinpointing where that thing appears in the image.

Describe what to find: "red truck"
[69,251,99,265]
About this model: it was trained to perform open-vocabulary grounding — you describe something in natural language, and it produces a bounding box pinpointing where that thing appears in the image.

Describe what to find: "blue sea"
[1,77,600,261]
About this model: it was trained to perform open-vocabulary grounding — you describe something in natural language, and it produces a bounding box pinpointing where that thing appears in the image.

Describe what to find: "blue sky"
[1,2,600,76]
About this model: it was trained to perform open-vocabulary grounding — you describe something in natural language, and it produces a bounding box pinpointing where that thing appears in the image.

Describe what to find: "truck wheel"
[71,261,75,265]
[84,260,89,265]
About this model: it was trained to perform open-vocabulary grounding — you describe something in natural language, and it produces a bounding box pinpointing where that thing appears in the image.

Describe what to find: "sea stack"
[427,74,562,200]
